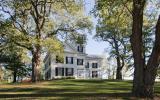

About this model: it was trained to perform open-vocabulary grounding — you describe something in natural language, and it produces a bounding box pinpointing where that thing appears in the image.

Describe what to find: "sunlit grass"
[0,79,159,99]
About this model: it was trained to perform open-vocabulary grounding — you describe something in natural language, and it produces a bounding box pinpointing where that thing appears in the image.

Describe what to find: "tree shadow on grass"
[0,81,133,99]
[0,79,158,99]
[0,88,37,92]
[0,92,133,99]
[1,93,159,100]
[0,86,133,99]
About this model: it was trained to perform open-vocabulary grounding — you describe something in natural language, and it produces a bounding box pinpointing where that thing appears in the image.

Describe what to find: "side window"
[92,63,98,68]
[92,71,98,78]
[85,62,89,68]
[77,59,83,65]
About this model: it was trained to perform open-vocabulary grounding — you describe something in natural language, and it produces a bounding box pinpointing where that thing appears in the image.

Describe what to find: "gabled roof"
[86,55,104,59]
[64,42,77,53]
[64,41,86,55]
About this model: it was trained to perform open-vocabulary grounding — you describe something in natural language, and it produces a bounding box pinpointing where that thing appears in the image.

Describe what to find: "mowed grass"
[0,79,160,100]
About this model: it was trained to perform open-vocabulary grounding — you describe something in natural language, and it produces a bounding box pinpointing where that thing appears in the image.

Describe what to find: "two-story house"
[43,37,107,80]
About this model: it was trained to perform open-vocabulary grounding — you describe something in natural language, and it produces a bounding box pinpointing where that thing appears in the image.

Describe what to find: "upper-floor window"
[77,45,83,52]
[77,59,83,65]
[66,57,73,64]
[85,62,89,68]
[92,63,98,68]
[56,56,64,63]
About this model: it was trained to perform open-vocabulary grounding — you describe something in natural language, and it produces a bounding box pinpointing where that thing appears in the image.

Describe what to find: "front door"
[85,70,90,78]
[77,69,85,78]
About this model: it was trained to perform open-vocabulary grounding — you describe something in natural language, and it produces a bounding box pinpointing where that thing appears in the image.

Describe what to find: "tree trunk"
[31,46,41,82]
[131,0,146,97]
[143,15,160,98]
[115,54,122,80]
[114,38,123,80]
[13,66,17,83]
[131,0,160,98]
[116,66,122,80]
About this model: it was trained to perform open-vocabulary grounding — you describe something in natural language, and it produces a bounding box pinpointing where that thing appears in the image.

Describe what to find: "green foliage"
[0,0,92,81]
[56,55,64,63]
[93,0,133,72]
[0,19,31,81]
[0,0,92,54]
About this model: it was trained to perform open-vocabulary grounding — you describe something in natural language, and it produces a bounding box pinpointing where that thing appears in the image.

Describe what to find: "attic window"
[77,45,83,52]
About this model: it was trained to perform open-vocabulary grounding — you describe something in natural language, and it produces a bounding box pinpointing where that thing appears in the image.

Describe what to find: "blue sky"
[84,0,109,56]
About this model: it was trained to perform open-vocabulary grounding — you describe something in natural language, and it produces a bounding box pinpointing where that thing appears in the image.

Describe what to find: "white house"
[43,37,107,80]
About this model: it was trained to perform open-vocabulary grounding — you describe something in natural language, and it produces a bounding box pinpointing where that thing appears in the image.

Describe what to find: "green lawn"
[0,79,160,100]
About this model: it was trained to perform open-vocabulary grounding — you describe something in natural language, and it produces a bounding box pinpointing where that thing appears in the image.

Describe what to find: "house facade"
[43,38,107,80]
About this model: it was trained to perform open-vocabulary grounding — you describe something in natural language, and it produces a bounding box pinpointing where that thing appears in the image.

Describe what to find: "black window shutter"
[55,68,58,76]
[87,62,89,68]
[82,59,83,65]
[62,68,64,76]
[78,46,79,51]
[66,57,68,64]
[71,57,73,64]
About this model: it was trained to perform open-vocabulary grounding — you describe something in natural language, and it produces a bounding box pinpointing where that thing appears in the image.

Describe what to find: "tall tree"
[131,0,160,97]
[0,0,92,82]
[94,0,160,97]
[93,0,132,80]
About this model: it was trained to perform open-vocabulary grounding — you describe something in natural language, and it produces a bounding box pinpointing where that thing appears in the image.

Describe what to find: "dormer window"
[77,45,83,52]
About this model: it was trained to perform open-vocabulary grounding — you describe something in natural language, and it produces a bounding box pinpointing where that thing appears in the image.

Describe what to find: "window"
[56,56,64,63]
[92,63,98,68]
[77,59,83,65]
[65,68,74,76]
[55,67,64,76]
[77,45,83,52]
[66,57,73,64]
[85,62,89,68]
[92,71,98,78]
